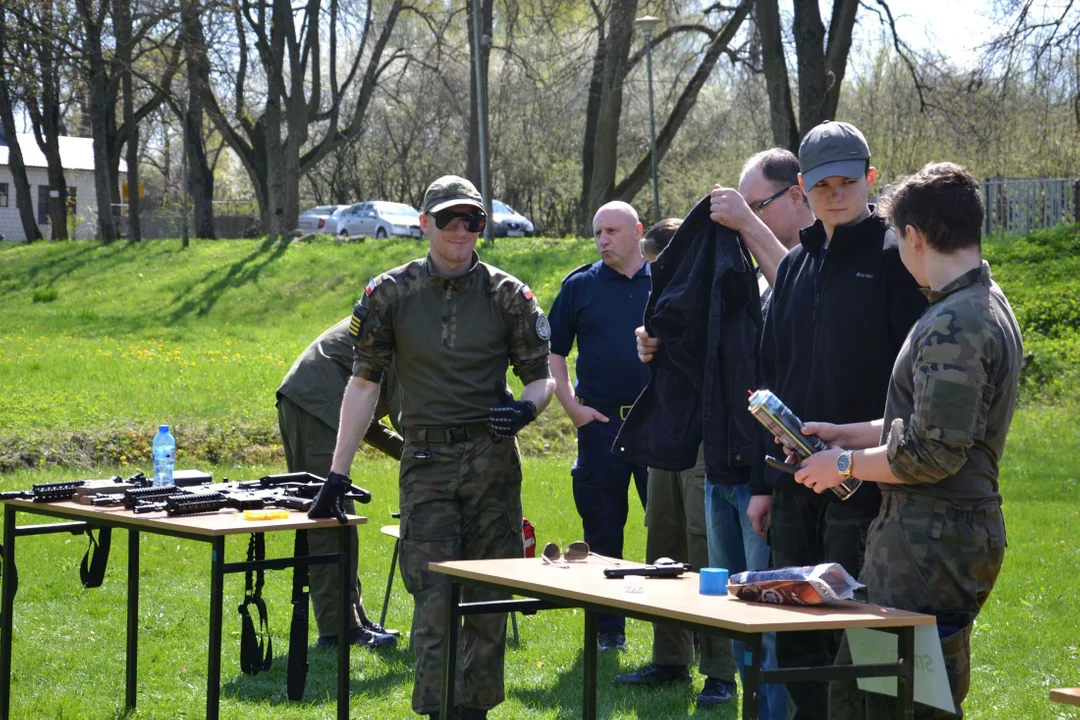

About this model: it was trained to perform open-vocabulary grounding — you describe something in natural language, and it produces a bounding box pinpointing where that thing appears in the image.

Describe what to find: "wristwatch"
[836,450,855,480]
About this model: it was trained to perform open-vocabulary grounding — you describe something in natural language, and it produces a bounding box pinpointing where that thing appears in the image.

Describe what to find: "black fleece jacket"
[614,195,761,479]
[749,208,928,514]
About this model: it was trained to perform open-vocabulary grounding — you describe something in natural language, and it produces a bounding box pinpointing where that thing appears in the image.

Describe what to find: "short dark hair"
[878,162,983,252]
[641,218,682,260]
[741,148,800,191]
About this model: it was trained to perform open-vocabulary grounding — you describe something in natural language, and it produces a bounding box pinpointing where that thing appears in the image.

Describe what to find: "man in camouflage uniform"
[277,318,403,648]
[326,175,554,720]
[791,162,1022,718]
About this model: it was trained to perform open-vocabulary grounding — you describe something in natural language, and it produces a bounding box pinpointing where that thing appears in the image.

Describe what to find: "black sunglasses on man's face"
[431,208,487,232]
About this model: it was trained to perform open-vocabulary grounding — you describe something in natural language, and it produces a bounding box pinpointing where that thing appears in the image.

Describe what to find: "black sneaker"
[597,631,627,652]
[362,618,401,638]
[316,624,397,649]
[457,709,488,720]
[696,677,737,708]
[614,663,691,685]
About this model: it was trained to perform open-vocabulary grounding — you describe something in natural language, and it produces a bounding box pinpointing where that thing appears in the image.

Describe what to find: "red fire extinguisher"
[522,517,536,558]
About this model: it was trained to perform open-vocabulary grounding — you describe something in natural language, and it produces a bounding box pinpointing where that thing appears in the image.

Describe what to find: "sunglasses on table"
[431,208,487,232]
[541,541,620,567]
[750,184,796,215]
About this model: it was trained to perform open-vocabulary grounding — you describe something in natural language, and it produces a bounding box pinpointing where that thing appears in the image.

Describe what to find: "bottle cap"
[159,425,170,433]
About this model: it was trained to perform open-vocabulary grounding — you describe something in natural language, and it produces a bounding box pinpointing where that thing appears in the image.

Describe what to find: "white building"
[0,130,126,241]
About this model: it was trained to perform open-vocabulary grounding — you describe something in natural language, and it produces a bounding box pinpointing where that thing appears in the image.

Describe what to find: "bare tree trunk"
[583,0,637,228]
[466,0,493,189]
[792,0,858,133]
[115,0,141,241]
[614,0,753,202]
[822,0,858,121]
[24,0,69,239]
[180,0,216,238]
[196,0,404,234]
[77,0,119,243]
[757,0,800,151]
[792,0,827,133]
[578,2,608,234]
[0,8,42,242]
[27,99,69,241]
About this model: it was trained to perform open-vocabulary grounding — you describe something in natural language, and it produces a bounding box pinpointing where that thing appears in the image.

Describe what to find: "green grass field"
[1,230,1079,718]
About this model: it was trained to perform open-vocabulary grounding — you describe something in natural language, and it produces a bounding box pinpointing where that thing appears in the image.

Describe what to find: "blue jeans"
[705,481,789,720]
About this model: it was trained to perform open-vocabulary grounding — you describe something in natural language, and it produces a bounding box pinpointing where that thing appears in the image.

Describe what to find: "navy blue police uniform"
[548,259,651,638]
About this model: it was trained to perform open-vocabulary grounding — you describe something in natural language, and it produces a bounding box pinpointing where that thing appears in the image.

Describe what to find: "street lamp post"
[636,15,661,224]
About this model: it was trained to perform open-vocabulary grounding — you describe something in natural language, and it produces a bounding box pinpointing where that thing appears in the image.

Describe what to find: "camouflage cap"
[422,175,485,214]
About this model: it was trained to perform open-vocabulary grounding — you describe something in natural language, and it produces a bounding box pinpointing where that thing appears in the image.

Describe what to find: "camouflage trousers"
[829,490,1006,719]
[277,396,365,637]
[398,432,525,715]
[770,487,872,719]
[645,447,736,680]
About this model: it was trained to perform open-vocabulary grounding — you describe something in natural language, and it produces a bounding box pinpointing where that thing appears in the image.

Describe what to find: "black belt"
[404,423,491,444]
[577,397,634,420]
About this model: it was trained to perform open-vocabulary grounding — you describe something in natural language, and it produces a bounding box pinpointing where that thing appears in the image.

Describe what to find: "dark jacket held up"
[614,195,762,481]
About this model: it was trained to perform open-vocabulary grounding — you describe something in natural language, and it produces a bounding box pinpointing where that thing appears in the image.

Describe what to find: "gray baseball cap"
[798,121,871,188]
[422,175,484,214]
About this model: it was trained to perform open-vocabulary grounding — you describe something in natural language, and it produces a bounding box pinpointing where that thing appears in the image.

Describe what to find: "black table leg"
[379,539,399,628]
[126,529,139,711]
[583,609,597,720]
[337,525,350,720]
[897,626,915,720]
[207,536,225,720]
[741,633,762,720]
[441,580,461,718]
[1,505,15,720]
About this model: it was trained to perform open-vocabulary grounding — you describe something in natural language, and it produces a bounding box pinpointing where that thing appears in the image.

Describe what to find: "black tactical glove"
[307,471,351,524]
[489,392,538,439]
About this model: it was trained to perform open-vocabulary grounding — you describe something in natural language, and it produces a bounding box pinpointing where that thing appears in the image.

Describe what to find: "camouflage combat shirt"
[277,317,402,455]
[881,261,1023,505]
[349,252,551,428]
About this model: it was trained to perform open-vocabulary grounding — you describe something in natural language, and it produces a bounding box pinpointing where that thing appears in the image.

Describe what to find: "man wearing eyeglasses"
[631,149,809,717]
[547,201,652,652]
[710,148,815,294]
[324,175,555,720]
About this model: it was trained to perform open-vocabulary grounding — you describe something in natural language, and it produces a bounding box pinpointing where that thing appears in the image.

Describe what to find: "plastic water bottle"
[152,424,176,487]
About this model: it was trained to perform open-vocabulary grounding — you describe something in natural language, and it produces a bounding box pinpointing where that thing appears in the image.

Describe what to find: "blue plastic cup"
[699,567,729,596]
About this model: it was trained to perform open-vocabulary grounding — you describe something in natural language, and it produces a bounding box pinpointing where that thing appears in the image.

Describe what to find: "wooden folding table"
[431,557,936,720]
[0,498,364,719]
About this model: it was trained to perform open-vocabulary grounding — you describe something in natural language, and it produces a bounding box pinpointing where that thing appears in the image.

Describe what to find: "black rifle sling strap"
[286,529,310,701]
[238,532,273,675]
[80,526,111,588]
[0,544,16,599]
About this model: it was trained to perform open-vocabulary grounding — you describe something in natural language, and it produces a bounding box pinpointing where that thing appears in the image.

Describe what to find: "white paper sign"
[847,625,956,714]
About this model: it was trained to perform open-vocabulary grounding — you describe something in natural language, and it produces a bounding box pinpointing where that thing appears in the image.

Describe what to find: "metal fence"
[980,178,1079,237]
[112,200,260,239]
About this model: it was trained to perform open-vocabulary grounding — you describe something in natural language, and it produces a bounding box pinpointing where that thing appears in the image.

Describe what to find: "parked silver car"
[338,201,422,239]
[491,200,535,237]
[297,204,350,234]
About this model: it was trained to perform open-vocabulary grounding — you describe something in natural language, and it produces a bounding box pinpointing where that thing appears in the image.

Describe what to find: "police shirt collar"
[799,205,881,255]
[598,258,650,281]
[424,251,480,293]
[921,261,991,304]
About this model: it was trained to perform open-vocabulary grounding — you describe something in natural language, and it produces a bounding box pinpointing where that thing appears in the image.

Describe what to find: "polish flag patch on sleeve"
[521,285,534,300]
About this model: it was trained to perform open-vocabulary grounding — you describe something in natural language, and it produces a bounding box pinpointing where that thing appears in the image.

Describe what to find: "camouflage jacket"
[349,252,550,428]
[277,317,403,458]
[882,261,1023,505]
